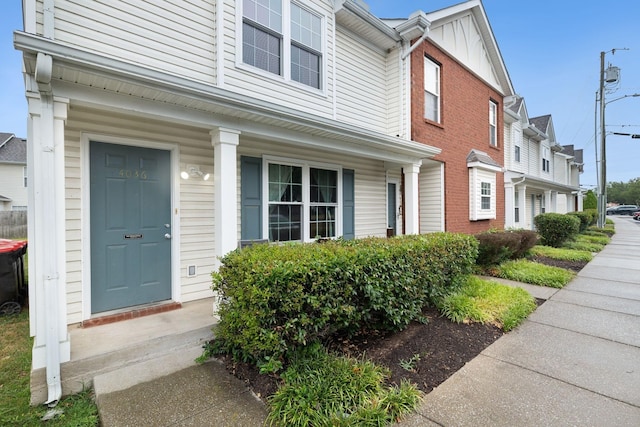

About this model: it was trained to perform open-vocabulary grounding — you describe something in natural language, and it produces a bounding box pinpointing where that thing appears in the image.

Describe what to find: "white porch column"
[403,163,421,235]
[504,182,515,228]
[211,127,240,262]
[27,87,70,403]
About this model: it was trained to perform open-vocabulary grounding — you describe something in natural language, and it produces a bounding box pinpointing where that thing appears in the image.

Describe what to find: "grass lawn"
[0,310,98,427]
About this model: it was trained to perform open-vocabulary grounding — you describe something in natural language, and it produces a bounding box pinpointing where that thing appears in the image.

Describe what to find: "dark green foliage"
[534,213,580,247]
[474,229,539,266]
[566,211,592,232]
[583,190,597,210]
[209,233,478,370]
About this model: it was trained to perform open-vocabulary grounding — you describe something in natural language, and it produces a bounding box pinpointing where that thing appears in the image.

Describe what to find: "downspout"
[37,0,61,406]
[35,51,62,407]
[401,26,429,60]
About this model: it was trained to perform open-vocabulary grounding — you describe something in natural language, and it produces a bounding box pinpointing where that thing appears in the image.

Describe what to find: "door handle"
[164,233,172,239]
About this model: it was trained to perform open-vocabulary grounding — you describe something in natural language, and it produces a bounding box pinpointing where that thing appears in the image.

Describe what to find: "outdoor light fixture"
[180,165,210,180]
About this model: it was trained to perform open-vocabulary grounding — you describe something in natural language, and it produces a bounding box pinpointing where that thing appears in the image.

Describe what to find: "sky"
[2,1,640,190]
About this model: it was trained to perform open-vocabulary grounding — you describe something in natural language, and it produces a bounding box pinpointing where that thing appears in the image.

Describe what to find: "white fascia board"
[15,32,440,163]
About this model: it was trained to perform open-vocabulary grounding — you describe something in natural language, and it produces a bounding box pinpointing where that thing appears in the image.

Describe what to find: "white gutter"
[401,26,429,60]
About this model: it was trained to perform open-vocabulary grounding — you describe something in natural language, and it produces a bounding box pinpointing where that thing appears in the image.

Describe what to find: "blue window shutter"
[241,156,262,240]
[342,169,355,240]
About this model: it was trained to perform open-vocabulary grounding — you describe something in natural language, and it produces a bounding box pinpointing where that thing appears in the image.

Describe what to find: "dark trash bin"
[0,239,28,315]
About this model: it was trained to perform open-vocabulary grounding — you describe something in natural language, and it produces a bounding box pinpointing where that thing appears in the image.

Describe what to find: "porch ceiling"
[16,32,440,165]
[506,172,580,193]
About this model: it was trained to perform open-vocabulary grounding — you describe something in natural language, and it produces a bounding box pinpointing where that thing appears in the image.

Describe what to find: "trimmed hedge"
[209,233,478,370]
[566,211,592,232]
[475,229,539,266]
[534,213,580,247]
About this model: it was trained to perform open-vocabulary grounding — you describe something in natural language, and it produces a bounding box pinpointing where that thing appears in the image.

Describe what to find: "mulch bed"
[217,257,588,402]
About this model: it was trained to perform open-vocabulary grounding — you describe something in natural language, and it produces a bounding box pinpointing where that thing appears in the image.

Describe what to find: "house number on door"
[119,169,148,179]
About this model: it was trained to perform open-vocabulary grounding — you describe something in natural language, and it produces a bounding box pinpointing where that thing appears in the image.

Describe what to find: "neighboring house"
[504,98,583,229]
[0,133,28,211]
[398,0,515,233]
[15,0,449,403]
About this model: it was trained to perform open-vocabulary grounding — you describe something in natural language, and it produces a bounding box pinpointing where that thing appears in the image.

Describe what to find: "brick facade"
[412,41,505,233]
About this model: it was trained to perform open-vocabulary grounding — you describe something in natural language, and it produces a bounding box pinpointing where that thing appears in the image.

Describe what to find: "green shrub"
[583,209,598,225]
[208,233,478,369]
[534,213,580,247]
[474,229,538,266]
[566,211,591,232]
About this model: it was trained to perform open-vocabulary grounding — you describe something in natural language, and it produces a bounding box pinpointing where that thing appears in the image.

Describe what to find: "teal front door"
[387,183,397,236]
[90,141,172,313]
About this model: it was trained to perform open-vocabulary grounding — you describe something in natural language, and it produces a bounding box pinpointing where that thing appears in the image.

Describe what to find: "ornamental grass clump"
[266,343,421,427]
[528,245,593,262]
[495,259,575,288]
[437,276,537,331]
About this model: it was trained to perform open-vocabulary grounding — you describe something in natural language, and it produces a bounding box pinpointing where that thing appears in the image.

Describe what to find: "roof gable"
[425,0,514,96]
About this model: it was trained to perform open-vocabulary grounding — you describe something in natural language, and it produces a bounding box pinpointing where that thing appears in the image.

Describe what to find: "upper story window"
[242,0,323,89]
[489,100,497,146]
[424,57,440,122]
[513,129,522,163]
[542,146,550,173]
[23,166,27,187]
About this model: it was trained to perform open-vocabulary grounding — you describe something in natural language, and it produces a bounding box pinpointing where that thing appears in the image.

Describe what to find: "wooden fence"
[0,211,27,239]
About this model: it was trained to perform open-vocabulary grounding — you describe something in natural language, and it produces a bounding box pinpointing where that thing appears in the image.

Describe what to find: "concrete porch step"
[31,298,216,405]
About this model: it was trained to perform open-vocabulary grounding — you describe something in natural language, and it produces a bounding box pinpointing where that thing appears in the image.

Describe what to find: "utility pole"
[597,51,606,228]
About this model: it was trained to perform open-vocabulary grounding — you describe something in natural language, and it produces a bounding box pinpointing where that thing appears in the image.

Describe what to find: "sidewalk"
[96,217,640,426]
[398,216,640,426]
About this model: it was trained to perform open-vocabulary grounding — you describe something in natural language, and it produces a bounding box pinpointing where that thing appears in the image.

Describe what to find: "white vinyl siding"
[226,0,335,118]
[334,27,388,134]
[45,0,217,85]
[0,164,28,209]
[419,163,444,232]
[469,167,496,221]
[64,106,215,324]
[238,140,388,241]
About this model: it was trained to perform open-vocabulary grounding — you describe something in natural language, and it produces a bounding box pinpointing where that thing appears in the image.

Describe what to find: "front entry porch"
[30,298,216,404]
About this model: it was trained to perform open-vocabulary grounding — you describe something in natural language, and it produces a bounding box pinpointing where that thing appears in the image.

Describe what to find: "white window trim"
[489,100,498,146]
[262,156,342,242]
[236,0,327,94]
[424,57,440,123]
[468,165,498,221]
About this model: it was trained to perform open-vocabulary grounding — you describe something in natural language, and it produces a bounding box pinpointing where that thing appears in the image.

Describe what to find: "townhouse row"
[14,0,582,403]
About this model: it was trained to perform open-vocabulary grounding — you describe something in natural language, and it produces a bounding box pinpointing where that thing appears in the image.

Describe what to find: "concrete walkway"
[95,217,640,426]
[399,216,640,426]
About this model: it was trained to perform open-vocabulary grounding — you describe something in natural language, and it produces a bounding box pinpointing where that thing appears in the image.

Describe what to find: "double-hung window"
[242,0,283,75]
[242,0,323,89]
[481,182,491,210]
[424,57,440,122]
[290,3,322,88]
[489,100,497,146]
[267,161,338,242]
[514,189,520,223]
